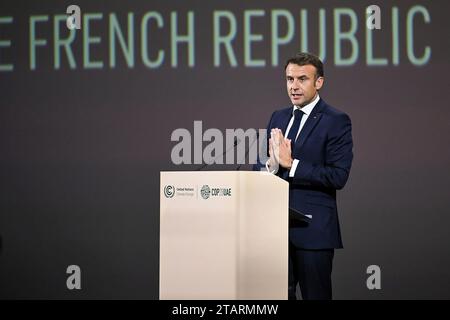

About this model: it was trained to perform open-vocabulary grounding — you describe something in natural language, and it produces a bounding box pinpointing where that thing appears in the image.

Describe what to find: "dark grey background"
[1,0,449,299]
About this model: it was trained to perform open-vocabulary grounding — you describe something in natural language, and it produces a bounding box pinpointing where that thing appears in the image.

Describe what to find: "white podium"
[160,171,288,300]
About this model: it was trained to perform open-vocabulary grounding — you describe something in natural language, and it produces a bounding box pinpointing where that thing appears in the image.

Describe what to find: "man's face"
[286,63,324,107]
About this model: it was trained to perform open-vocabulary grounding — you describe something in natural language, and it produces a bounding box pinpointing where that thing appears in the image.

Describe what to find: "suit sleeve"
[292,113,353,190]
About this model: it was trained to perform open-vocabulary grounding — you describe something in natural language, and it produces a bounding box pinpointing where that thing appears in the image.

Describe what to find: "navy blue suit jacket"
[254,99,353,249]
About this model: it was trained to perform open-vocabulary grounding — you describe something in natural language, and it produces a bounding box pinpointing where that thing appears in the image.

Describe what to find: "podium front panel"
[160,171,288,300]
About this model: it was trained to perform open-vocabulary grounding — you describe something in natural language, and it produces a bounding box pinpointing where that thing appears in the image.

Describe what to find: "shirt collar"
[292,94,320,116]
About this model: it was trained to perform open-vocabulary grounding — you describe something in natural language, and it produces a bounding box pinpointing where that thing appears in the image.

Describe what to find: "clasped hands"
[268,128,294,170]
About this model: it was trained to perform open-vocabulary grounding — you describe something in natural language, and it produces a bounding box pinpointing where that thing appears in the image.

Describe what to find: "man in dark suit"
[253,53,353,300]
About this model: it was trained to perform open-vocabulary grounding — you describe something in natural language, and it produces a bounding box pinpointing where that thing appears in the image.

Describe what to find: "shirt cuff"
[265,159,278,175]
[289,159,299,177]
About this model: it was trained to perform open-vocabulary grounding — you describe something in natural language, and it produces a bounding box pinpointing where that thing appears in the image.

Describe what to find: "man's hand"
[271,128,294,169]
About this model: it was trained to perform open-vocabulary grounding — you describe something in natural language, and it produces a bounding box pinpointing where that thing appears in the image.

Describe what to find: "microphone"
[196,137,240,171]
[236,131,259,171]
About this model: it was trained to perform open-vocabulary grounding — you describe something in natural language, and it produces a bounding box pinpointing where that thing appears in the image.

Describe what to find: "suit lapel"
[295,99,326,151]
[278,108,292,135]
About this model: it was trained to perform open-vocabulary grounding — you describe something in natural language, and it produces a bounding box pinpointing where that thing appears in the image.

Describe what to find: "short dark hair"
[284,52,324,78]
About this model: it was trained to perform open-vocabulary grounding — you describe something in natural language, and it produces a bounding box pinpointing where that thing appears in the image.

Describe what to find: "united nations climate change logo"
[164,185,175,198]
[200,185,210,199]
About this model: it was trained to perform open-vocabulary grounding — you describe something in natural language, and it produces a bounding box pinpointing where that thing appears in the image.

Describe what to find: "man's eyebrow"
[286,75,309,79]
[286,74,310,79]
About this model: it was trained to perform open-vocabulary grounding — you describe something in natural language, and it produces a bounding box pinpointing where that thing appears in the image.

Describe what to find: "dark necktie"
[286,109,304,149]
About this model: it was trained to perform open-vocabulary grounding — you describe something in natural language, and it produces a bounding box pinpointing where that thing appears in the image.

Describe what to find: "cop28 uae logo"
[200,185,210,199]
[164,185,175,198]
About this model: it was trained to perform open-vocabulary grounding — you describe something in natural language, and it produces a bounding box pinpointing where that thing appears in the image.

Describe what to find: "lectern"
[160,171,288,300]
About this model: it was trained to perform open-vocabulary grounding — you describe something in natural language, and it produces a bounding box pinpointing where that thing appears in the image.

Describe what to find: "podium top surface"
[161,170,286,183]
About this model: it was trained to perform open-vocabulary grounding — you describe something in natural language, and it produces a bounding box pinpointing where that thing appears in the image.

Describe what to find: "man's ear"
[315,77,324,90]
